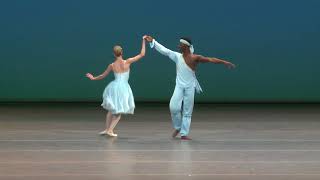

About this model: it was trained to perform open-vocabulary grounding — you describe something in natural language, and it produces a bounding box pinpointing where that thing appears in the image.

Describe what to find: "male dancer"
[145,36,235,140]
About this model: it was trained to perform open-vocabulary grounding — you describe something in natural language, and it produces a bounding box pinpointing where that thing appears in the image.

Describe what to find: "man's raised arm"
[145,35,179,63]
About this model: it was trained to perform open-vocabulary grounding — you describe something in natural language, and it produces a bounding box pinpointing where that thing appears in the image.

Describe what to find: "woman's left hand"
[86,73,95,80]
[225,62,236,69]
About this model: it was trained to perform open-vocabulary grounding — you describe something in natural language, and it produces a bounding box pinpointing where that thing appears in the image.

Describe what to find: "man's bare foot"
[181,136,192,140]
[172,129,180,138]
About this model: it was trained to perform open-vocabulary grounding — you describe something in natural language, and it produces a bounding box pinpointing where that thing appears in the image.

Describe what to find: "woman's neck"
[115,56,123,61]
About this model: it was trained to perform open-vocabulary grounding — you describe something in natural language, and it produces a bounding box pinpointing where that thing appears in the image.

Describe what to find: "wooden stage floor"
[0,103,320,180]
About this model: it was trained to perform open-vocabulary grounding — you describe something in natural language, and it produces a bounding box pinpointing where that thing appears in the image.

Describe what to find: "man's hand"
[144,35,154,42]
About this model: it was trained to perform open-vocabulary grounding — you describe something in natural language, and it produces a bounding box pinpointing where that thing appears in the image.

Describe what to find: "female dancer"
[86,36,146,137]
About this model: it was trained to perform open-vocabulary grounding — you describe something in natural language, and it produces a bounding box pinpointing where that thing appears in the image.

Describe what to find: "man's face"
[178,43,189,52]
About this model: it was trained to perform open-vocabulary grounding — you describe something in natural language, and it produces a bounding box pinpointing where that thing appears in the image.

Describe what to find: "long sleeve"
[150,39,179,63]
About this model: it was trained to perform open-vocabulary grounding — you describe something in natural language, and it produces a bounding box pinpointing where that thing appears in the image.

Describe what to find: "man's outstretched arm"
[145,35,178,63]
[195,55,236,69]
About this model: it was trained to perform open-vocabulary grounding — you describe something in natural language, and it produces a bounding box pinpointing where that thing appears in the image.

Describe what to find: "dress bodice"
[113,70,130,82]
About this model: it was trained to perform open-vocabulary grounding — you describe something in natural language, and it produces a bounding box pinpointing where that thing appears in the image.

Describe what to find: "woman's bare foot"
[106,131,118,137]
[99,130,108,135]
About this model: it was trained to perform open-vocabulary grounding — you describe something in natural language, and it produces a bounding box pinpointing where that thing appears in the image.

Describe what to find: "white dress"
[101,70,135,114]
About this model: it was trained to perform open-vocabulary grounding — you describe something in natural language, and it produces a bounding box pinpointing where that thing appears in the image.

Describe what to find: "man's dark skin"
[145,35,236,71]
[145,35,236,140]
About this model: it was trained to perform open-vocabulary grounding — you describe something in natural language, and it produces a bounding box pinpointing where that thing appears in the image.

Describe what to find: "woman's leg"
[99,111,113,135]
[106,111,113,130]
[109,114,121,132]
[106,114,121,136]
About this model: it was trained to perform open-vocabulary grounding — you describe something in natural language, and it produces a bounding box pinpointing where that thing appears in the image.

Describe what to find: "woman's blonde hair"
[113,45,123,57]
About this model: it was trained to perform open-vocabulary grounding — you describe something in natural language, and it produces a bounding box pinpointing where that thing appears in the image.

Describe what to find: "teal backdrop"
[0,0,319,102]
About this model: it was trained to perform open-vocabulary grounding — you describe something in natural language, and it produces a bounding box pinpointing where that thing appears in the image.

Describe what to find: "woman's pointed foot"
[99,130,108,135]
[106,131,118,137]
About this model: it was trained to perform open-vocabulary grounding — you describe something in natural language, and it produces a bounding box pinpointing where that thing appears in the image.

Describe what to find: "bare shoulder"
[123,58,133,64]
[191,54,202,61]
[122,59,129,66]
[108,63,114,70]
[121,59,131,69]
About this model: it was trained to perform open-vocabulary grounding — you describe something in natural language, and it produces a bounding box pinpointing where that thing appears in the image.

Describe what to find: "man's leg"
[169,85,184,137]
[180,87,195,139]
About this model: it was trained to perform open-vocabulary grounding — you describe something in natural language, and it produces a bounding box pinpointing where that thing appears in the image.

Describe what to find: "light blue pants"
[169,85,195,136]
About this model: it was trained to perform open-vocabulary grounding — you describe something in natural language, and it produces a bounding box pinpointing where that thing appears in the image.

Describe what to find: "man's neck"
[182,51,191,56]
